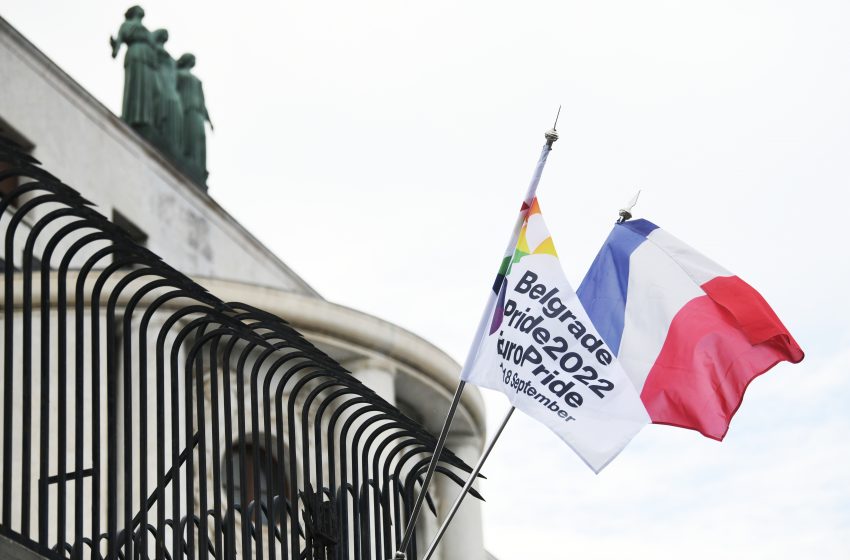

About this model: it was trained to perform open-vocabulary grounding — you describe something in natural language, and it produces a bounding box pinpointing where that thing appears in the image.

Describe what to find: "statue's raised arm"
[111,5,142,58]
[109,33,120,58]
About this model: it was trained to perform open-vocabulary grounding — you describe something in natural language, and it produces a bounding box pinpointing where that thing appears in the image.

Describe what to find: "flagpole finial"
[617,189,641,223]
[545,105,561,147]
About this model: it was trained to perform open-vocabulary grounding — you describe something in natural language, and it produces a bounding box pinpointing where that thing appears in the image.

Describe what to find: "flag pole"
[392,381,467,559]
[421,406,515,560]
[421,145,649,560]
[391,113,560,560]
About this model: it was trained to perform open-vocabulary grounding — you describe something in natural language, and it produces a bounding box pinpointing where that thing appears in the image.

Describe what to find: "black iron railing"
[0,137,478,560]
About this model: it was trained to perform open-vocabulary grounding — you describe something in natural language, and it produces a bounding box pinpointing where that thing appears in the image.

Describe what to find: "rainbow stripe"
[489,198,558,334]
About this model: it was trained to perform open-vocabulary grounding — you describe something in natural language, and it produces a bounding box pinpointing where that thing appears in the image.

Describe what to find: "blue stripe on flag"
[577,223,649,355]
[620,218,659,239]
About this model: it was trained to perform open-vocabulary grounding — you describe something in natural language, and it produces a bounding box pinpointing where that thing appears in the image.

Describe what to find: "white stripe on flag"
[618,240,703,390]
[645,228,731,286]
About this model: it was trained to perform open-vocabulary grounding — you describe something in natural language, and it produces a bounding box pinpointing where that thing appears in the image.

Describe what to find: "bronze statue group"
[111,5,212,186]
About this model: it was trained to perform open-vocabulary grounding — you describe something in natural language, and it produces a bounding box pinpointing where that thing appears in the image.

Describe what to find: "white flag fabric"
[462,198,649,472]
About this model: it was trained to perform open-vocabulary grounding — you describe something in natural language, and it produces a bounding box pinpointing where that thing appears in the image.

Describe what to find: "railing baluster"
[0,138,478,560]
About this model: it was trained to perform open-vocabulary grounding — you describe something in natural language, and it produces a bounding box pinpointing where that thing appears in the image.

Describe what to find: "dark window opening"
[0,117,35,207]
[228,444,288,526]
[396,398,425,426]
[112,209,148,267]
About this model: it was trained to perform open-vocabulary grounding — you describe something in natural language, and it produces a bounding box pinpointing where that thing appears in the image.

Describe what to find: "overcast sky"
[2,1,849,558]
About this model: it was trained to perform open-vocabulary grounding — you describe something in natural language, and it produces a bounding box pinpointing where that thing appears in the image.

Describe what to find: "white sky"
[2,1,849,558]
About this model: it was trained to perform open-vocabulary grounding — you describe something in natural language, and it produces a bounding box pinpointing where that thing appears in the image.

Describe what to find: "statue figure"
[151,29,184,160]
[176,53,213,184]
[110,6,158,139]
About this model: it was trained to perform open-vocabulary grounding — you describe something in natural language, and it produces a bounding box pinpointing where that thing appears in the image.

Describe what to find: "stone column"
[435,433,485,560]
[343,357,398,557]
[346,356,397,405]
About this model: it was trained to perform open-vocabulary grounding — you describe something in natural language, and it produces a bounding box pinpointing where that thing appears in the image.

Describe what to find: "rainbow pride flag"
[462,198,649,473]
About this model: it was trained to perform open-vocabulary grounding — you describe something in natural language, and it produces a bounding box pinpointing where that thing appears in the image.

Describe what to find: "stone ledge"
[0,534,48,560]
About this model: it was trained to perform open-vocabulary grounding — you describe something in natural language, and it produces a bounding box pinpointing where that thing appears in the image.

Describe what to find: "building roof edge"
[0,14,321,299]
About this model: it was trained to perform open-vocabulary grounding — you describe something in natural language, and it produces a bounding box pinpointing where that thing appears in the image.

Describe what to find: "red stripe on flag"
[640,276,803,440]
[702,276,804,357]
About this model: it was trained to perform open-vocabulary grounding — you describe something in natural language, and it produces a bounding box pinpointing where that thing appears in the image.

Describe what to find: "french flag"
[577,219,804,440]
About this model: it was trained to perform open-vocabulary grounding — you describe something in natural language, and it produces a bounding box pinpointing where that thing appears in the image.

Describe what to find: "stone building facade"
[0,15,486,560]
